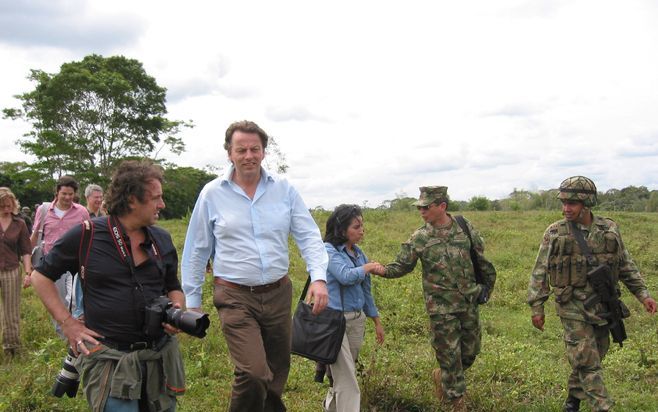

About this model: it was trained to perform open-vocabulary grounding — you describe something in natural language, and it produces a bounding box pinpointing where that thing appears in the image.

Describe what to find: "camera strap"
[108,216,165,291]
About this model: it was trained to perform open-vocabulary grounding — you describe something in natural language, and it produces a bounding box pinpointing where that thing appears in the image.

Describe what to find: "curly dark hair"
[224,120,269,152]
[323,204,363,247]
[106,160,164,217]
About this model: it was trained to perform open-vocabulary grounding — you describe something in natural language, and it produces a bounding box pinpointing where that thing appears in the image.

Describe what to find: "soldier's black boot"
[564,396,580,412]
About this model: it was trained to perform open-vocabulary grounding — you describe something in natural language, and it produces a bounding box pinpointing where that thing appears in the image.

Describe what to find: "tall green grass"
[1,211,656,411]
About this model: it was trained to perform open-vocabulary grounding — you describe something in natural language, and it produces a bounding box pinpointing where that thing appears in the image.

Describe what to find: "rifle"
[583,265,628,347]
[571,222,627,347]
[455,215,489,304]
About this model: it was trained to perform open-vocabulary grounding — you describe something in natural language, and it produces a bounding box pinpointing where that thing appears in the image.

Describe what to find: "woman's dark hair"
[324,204,362,246]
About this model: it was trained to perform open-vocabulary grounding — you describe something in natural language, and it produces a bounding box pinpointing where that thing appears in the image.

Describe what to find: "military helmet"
[557,176,598,207]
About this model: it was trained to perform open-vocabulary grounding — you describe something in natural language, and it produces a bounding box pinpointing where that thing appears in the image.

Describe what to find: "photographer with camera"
[31,160,189,412]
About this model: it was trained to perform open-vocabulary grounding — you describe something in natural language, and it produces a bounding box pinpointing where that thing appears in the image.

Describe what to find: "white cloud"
[2,0,658,208]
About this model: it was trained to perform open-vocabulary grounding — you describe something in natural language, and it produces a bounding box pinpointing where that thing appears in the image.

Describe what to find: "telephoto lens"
[51,347,80,398]
[165,306,211,338]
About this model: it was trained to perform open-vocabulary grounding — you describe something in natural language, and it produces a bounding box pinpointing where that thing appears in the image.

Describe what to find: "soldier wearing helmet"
[528,176,657,412]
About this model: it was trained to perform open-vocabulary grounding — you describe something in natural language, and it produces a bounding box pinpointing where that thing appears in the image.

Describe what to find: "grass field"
[1,210,657,411]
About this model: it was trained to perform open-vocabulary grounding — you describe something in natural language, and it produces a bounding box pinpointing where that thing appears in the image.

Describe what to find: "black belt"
[101,334,170,352]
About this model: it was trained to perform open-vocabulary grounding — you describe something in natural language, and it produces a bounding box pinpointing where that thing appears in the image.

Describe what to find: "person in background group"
[182,120,329,412]
[28,176,90,335]
[31,161,185,411]
[20,206,33,235]
[321,204,385,412]
[371,186,496,412]
[84,184,105,218]
[528,176,656,412]
[0,187,32,359]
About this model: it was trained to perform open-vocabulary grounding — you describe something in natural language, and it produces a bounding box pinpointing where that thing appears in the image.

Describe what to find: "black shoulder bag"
[291,276,346,364]
[455,215,489,304]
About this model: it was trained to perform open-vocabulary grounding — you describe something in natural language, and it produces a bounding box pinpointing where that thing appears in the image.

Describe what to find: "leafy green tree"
[3,54,191,184]
[599,186,650,211]
[647,191,658,212]
[0,161,53,209]
[468,196,492,211]
[535,189,561,210]
[161,166,216,219]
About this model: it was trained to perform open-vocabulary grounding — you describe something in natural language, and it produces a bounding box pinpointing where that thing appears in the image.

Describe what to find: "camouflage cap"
[413,186,449,207]
[557,176,598,207]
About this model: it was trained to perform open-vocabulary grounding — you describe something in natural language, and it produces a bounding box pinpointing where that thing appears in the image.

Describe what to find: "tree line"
[381,186,658,212]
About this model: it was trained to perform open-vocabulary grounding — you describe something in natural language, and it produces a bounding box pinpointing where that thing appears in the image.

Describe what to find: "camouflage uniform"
[528,216,652,411]
[384,209,496,399]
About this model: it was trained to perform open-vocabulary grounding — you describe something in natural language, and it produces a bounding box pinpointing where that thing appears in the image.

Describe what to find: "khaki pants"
[214,278,292,412]
[0,268,21,350]
[324,311,366,412]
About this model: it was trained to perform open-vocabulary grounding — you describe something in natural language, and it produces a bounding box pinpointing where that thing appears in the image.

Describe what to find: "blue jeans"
[104,396,177,412]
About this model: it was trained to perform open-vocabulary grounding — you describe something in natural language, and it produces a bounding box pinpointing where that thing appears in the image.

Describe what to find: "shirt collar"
[220,165,276,185]
[337,243,362,256]
[48,201,84,212]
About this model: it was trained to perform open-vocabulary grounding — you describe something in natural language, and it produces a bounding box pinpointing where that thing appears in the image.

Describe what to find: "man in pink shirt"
[27,176,89,335]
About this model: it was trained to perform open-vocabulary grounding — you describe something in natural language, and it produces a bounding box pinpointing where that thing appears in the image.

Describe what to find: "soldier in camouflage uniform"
[371,186,496,412]
[528,176,657,412]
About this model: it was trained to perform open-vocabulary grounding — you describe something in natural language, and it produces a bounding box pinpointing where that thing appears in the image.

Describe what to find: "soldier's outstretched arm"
[382,241,418,279]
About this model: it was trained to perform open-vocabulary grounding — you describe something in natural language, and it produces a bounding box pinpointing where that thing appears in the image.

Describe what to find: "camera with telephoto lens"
[51,346,80,398]
[144,296,210,339]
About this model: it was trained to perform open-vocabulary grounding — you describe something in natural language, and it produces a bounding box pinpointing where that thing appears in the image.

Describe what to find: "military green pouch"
[570,255,587,288]
[555,286,574,304]
[604,233,618,253]
[549,255,571,287]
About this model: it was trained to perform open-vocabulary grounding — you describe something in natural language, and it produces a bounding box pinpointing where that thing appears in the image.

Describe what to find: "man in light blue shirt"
[181,120,328,412]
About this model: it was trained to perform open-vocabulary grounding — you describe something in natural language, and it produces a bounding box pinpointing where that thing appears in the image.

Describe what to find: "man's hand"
[23,273,32,289]
[306,280,328,315]
[31,270,102,356]
[643,297,657,314]
[163,301,183,335]
[374,322,385,345]
[368,263,386,276]
[531,314,545,331]
[62,316,103,356]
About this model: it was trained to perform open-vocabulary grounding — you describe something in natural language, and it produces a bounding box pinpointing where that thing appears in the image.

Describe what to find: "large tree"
[3,54,190,183]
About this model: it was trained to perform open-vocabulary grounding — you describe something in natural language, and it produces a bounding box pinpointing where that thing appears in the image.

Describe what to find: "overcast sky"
[1,0,658,209]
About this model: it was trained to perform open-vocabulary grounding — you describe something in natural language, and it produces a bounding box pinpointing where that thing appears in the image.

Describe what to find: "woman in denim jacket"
[321,204,384,412]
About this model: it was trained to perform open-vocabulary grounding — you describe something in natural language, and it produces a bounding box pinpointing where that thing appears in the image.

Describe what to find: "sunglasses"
[416,205,431,211]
